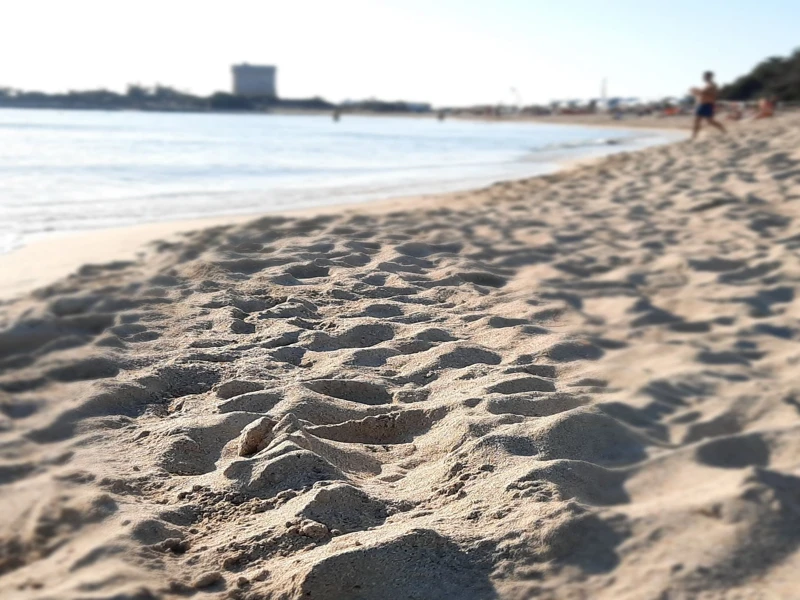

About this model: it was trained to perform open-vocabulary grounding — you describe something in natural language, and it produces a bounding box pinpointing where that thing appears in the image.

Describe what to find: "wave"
[0,232,23,255]
[536,136,630,152]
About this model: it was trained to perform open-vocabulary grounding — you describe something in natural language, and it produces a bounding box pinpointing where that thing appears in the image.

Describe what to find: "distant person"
[332,109,341,122]
[726,102,744,121]
[690,71,726,139]
[754,96,776,120]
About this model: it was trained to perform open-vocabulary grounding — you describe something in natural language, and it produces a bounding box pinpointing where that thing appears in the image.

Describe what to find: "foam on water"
[0,231,22,254]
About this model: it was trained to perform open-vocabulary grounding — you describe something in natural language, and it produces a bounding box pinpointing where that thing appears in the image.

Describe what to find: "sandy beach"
[0,114,684,304]
[475,112,699,131]
[1,114,799,599]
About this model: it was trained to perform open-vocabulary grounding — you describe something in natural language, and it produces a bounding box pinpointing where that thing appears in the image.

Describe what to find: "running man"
[691,71,727,140]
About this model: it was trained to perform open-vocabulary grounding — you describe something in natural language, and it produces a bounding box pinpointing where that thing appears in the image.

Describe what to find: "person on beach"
[690,71,726,139]
[754,96,776,120]
[726,102,744,121]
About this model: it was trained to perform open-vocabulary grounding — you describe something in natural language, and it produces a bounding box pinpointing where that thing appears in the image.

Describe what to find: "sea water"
[0,108,676,253]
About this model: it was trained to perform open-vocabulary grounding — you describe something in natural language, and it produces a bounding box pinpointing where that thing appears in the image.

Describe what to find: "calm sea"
[0,108,676,253]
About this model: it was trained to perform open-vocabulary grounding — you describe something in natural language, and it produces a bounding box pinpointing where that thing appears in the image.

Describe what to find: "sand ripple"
[1,117,799,599]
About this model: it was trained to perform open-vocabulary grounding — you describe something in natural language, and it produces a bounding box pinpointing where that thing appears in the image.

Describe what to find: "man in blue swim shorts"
[691,71,727,140]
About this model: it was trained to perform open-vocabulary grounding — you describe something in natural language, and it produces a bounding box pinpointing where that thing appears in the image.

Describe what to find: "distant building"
[232,64,277,98]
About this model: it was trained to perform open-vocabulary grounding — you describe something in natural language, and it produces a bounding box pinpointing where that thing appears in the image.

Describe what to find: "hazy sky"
[2,0,797,105]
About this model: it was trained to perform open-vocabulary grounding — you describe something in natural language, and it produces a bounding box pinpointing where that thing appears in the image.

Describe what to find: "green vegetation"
[720,48,800,101]
[342,100,432,113]
[0,85,216,111]
[208,92,254,111]
[0,85,337,112]
[0,85,427,114]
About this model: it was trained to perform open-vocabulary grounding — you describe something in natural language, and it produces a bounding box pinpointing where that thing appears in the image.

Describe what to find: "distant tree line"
[0,84,338,112]
[340,100,432,113]
[0,85,209,110]
[0,85,434,114]
[720,48,800,102]
[206,92,335,111]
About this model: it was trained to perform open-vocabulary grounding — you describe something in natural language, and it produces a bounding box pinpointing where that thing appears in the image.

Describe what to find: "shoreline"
[0,125,685,302]
[1,103,694,131]
[457,112,695,133]
[0,196,422,303]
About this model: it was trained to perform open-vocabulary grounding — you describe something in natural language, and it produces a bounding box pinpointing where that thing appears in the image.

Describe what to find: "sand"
[0,217,260,303]
[0,196,472,304]
[472,112,697,132]
[0,130,683,304]
[1,115,799,599]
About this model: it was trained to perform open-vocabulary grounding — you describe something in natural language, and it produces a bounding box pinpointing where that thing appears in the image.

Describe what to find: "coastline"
[0,195,432,302]
[0,101,696,131]
[521,112,694,131]
[0,121,686,302]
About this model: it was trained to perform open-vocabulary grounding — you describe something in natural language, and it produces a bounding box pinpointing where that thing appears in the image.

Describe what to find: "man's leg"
[692,116,702,139]
[708,118,727,133]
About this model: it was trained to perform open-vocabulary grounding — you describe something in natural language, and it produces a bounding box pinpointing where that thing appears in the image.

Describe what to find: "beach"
[477,112,699,131]
[1,113,799,599]
[0,108,680,258]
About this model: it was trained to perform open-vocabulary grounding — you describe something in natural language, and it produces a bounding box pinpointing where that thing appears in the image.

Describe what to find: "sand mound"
[1,116,800,598]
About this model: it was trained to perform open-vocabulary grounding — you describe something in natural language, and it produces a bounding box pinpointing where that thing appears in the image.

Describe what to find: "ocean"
[0,108,676,253]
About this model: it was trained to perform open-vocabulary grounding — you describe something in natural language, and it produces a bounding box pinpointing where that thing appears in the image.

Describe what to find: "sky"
[1,0,797,106]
